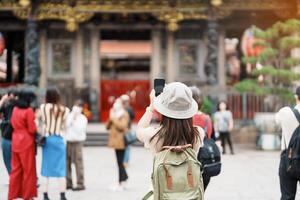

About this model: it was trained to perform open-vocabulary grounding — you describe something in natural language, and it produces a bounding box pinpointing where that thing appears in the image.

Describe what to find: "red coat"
[193,113,213,139]
[8,107,37,199]
[11,107,37,152]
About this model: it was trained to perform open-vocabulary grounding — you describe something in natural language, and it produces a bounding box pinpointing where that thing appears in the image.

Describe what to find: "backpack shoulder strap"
[290,107,300,124]
[286,107,300,149]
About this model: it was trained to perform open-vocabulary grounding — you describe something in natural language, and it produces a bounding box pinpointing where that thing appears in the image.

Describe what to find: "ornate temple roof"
[0,0,298,31]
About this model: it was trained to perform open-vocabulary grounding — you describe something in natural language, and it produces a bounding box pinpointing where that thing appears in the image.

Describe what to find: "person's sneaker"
[109,185,124,192]
[120,181,128,190]
[66,186,73,190]
[73,186,86,191]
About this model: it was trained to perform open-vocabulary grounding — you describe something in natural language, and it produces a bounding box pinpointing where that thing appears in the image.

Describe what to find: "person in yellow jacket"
[107,98,130,191]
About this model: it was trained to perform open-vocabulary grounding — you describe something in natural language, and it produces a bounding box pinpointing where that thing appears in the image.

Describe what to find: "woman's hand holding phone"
[149,90,155,111]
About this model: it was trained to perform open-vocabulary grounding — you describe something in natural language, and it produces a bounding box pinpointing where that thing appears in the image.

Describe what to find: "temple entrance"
[100,29,152,121]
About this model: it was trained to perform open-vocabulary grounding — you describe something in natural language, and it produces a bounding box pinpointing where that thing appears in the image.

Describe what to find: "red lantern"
[0,33,5,56]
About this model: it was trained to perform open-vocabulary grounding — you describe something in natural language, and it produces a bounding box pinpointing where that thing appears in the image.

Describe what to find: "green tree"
[235,19,300,103]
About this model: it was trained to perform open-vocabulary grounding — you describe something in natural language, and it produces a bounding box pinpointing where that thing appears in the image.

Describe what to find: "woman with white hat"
[137,82,205,199]
[137,82,205,155]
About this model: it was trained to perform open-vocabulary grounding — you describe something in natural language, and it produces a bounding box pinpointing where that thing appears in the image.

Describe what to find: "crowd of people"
[2,81,300,200]
[0,87,88,200]
[0,82,237,200]
[106,82,235,199]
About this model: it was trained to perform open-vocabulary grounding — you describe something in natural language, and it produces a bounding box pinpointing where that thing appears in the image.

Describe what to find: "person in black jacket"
[0,89,17,177]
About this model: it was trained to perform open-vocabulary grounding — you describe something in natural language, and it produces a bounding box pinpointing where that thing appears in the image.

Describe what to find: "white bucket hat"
[153,82,198,119]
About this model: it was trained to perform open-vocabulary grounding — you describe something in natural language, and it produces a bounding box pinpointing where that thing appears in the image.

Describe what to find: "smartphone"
[154,79,165,97]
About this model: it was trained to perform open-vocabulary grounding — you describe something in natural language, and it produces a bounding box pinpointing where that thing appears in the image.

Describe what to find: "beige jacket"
[107,112,129,150]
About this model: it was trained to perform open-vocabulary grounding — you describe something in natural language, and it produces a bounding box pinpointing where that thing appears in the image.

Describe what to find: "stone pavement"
[1,145,300,200]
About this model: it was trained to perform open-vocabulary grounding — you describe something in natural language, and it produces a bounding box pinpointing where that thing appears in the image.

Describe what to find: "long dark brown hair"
[150,115,200,148]
[46,86,61,104]
[45,86,64,118]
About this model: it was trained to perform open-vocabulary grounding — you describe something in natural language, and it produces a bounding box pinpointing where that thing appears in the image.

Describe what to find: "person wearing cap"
[65,100,87,191]
[136,82,205,155]
[275,86,300,200]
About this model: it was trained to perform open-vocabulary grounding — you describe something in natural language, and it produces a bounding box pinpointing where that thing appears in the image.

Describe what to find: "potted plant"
[234,19,300,150]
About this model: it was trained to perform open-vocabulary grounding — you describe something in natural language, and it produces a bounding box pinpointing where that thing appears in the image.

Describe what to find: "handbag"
[124,131,137,146]
[35,133,46,146]
[0,107,14,140]
[0,120,13,140]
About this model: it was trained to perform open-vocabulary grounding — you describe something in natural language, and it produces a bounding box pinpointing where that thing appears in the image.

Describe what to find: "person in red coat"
[8,89,37,200]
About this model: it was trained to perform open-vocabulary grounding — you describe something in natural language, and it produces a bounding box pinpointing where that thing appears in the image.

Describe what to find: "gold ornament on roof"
[211,0,222,7]
[13,3,94,32]
[1,0,292,32]
[19,0,30,7]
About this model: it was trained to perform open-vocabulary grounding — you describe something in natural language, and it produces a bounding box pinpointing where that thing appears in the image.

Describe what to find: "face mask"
[72,106,83,114]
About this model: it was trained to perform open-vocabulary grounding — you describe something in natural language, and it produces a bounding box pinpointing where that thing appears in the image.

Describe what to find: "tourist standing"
[40,87,70,200]
[120,94,136,167]
[0,90,17,178]
[275,86,300,200]
[190,86,213,139]
[65,100,87,191]
[137,82,205,199]
[8,89,37,200]
[214,101,234,154]
[107,98,130,191]
[190,86,214,190]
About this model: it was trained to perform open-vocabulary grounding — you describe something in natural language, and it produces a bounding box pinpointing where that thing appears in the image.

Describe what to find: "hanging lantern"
[0,32,5,56]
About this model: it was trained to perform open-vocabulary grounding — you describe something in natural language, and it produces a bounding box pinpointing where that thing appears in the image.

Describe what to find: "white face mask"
[72,106,83,115]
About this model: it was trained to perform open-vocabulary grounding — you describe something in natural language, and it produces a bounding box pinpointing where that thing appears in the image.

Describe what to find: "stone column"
[166,31,175,83]
[218,29,226,87]
[205,19,219,85]
[75,29,84,88]
[39,29,47,88]
[151,30,162,85]
[90,29,100,121]
[24,20,41,86]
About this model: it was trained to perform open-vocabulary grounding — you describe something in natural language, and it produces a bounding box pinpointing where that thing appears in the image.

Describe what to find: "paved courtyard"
[1,145,299,200]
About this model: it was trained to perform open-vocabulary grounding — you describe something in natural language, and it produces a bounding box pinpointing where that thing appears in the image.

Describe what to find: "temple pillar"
[218,29,226,87]
[75,28,84,88]
[90,28,100,121]
[166,31,175,83]
[205,18,219,85]
[6,35,12,83]
[151,30,162,85]
[24,20,40,86]
[39,29,47,88]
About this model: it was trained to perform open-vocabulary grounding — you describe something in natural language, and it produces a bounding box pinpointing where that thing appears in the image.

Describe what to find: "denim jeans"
[2,138,12,174]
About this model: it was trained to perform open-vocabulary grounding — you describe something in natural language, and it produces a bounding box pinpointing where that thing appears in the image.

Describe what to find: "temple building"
[0,0,298,121]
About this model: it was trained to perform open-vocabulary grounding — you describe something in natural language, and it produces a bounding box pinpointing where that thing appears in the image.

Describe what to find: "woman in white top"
[137,82,205,155]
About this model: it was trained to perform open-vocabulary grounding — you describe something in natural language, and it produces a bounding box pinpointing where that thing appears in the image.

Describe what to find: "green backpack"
[144,144,204,200]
